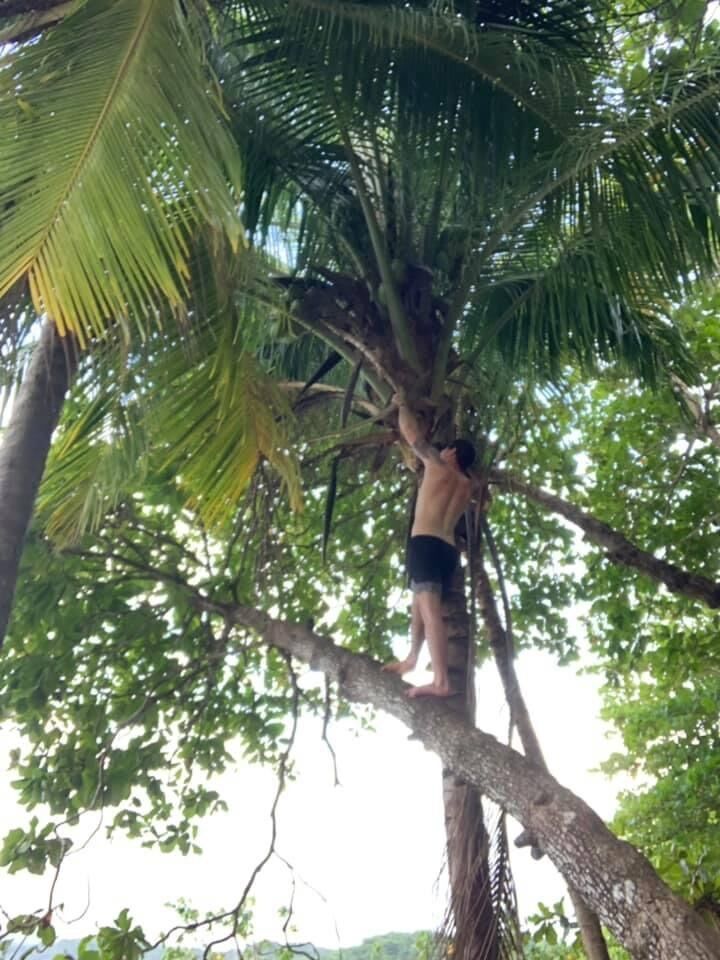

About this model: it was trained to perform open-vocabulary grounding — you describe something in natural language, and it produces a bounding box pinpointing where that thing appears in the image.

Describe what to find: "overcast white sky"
[0,647,622,951]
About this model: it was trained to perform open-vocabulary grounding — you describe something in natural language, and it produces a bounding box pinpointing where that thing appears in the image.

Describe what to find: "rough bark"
[0,0,73,42]
[195,595,720,960]
[491,469,720,609]
[475,551,611,960]
[0,322,77,648]
[0,0,66,16]
[442,566,499,960]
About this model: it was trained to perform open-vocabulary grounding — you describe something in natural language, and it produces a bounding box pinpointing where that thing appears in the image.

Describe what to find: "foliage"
[3,0,720,955]
[0,0,243,345]
[3,930,436,960]
[555,294,720,911]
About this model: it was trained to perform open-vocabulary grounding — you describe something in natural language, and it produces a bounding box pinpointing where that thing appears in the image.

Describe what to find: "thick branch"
[0,0,63,14]
[476,549,611,960]
[491,468,720,609]
[0,0,72,41]
[193,595,719,960]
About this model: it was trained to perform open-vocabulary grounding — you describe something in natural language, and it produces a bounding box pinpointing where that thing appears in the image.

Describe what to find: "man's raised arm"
[393,393,442,465]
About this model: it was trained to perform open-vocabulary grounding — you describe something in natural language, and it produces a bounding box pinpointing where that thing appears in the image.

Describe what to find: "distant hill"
[14,929,431,960]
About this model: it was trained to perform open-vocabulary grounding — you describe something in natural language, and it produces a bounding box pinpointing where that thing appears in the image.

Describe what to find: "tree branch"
[186,594,719,960]
[475,543,611,960]
[0,0,64,15]
[671,373,720,452]
[491,468,720,609]
[0,1,74,42]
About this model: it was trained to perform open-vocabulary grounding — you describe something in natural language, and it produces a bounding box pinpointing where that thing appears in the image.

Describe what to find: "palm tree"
[0,0,248,642]
[3,1,720,957]
[192,4,719,957]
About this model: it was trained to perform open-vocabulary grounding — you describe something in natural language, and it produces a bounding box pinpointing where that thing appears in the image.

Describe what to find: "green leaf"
[0,0,243,345]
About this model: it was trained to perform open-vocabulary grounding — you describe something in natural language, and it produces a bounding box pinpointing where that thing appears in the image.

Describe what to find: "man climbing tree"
[384,392,476,698]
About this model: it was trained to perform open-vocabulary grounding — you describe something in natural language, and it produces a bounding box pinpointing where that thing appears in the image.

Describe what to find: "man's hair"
[450,438,476,472]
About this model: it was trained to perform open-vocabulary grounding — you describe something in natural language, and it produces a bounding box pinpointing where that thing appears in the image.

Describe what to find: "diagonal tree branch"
[491,468,720,609]
[0,3,72,42]
[62,536,719,960]
[186,593,720,960]
[475,541,611,960]
[0,0,65,15]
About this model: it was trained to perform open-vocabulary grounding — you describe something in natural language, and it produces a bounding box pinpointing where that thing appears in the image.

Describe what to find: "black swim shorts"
[407,535,458,596]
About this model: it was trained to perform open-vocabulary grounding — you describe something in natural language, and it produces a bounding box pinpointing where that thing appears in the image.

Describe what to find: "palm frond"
[37,386,150,545]
[271,0,592,129]
[471,58,720,284]
[0,0,243,345]
[36,256,304,543]
[151,332,303,528]
[215,0,600,265]
[462,211,697,383]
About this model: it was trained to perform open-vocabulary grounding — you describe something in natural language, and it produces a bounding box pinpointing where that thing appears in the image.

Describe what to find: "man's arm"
[394,394,442,465]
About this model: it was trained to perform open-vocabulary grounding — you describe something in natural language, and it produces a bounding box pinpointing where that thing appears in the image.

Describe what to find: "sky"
[0,646,623,952]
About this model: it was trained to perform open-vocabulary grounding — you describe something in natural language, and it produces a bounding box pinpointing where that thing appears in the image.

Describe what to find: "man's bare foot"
[407,682,454,698]
[382,658,417,676]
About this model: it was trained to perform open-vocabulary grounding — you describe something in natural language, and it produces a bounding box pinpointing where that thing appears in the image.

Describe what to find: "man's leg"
[407,588,452,698]
[383,592,424,675]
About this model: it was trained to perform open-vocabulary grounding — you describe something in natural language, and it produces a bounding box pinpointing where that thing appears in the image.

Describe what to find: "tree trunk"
[0,321,77,648]
[203,597,720,960]
[476,550,611,960]
[442,564,500,960]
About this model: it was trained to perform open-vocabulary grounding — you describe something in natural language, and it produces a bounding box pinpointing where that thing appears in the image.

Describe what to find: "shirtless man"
[384,394,476,698]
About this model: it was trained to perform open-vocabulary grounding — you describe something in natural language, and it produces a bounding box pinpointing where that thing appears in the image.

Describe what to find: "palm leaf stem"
[340,357,363,427]
[422,110,455,265]
[0,2,73,41]
[370,126,392,241]
[337,123,421,372]
[430,289,460,403]
[277,381,380,417]
[292,313,390,397]
[456,73,720,313]
[302,427,395,461]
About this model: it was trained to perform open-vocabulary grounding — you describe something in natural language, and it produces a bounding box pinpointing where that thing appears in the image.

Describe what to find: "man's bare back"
[412,457,473,544]
[382,394,477,698]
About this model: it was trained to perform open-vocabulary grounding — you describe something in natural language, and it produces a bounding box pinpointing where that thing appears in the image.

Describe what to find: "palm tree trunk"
[0,321,77,648]
[441,563,500,960]
[475,546,611,960]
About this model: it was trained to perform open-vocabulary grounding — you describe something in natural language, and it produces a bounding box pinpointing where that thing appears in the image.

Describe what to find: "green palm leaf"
[37,330,303,542]
[152,344,303,528]
[0,0,243,345]
[38,388,151,545]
